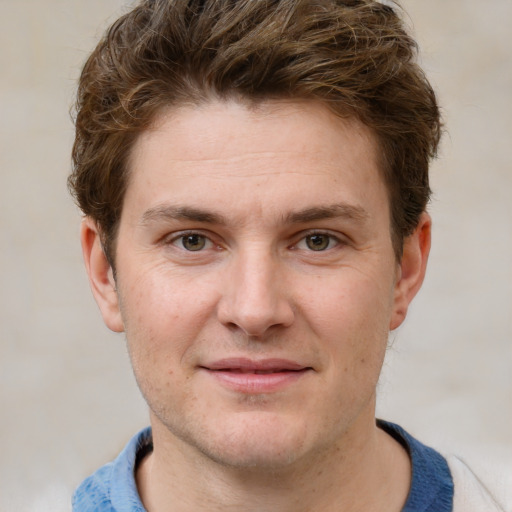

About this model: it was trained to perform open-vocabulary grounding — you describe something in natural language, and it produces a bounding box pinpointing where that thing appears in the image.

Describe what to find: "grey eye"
[181,234,207,251]
[305,234,331,251]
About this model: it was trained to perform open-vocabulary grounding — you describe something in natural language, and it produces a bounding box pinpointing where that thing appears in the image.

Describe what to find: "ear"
[389,212,431,331]
[80,217,124,333]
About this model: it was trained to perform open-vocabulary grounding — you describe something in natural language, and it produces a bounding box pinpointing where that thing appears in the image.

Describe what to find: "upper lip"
[202,358,310,372]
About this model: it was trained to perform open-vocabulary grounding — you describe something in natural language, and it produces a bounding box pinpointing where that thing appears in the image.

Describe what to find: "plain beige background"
[1,1,511,510]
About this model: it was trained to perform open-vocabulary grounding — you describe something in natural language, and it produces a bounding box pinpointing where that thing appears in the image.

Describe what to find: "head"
[73,0,440,472]
[69,0,441,268]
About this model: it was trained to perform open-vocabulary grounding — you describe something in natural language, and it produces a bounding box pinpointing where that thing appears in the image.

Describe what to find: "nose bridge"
[218,243,294,336]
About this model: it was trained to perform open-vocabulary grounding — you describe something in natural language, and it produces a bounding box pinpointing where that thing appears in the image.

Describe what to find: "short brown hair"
[69,0,441,264]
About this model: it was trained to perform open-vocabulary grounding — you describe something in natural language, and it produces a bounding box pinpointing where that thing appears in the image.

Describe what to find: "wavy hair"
[69,0,441,264]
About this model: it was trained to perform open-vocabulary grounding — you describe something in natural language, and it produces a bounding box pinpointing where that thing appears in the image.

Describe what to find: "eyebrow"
[284,204,369,224]
[140,202,368,227]
[140,205,227,226]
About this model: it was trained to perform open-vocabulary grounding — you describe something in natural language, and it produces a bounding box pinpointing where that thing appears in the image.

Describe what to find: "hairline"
[102,96,407,270]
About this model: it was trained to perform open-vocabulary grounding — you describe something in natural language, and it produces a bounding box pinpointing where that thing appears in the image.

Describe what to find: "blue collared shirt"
[73,421,453,511]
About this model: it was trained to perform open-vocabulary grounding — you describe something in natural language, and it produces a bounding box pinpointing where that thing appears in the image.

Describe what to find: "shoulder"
[379,420,453,512]
[73,462,115,512]
[72,427,152,512]
[381,421,510,512]
[447,456,508,512]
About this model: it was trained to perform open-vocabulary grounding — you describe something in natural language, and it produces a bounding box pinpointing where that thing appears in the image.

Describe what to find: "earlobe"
[80,218,124,333]
[389,212,431,331]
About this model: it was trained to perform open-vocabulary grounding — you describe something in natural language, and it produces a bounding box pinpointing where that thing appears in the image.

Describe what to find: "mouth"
[219,368,300,374]
[200,358,312,393]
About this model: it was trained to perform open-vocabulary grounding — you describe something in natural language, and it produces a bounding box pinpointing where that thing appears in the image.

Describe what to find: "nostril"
[216,270,295,336]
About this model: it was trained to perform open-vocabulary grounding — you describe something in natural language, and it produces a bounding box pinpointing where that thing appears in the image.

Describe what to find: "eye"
[305,234,332,251]
[294,232,340,252]
[174,233,209,251]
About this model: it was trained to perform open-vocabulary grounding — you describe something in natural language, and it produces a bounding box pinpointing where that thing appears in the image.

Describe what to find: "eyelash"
[165,230,343,253]
[166,231,215,252]
[292,230,342,252]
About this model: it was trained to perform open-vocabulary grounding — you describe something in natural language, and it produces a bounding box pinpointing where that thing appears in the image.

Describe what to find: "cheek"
[301,270,393,375]
[118,275,185,364]
[120,265,203,327]
[305,269,394,333]
[118,276,198,417]
[117,267,224,376]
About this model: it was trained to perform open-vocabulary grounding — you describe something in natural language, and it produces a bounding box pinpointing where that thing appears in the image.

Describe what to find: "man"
[69,1,504,510]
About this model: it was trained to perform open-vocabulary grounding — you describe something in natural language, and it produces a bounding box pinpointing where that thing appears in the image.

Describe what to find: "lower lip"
[203,369,309,394]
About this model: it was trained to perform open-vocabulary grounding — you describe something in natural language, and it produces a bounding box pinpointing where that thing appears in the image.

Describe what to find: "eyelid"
[159,228,347,251]
[291,229,345,251]
[163,230,216,249]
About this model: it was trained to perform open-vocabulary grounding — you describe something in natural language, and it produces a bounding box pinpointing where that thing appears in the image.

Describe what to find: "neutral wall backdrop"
[1,1,511,510]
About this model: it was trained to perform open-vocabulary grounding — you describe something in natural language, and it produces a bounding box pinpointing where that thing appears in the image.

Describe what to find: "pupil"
[307,234,329,251]
[183,234,205,251]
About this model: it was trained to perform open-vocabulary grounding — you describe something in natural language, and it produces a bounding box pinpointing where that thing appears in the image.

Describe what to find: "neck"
[136,411,411,512]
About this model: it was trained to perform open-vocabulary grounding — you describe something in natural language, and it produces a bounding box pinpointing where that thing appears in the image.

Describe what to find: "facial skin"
[82,99,430,510]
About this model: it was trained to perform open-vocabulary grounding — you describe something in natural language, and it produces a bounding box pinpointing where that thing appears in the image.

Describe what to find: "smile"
[200,358,312,393]
[222,368,297,374]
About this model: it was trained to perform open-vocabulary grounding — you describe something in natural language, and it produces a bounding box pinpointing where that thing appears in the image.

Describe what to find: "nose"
[216,248,295,337]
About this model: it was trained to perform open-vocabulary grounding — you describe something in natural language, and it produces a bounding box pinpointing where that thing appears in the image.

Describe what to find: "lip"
[200,358,312,393]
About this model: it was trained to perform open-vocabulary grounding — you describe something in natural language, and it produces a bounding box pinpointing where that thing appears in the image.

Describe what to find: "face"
[83,99,429,469]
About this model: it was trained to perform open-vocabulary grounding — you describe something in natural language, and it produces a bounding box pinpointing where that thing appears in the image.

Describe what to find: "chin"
[200,438,305,470]
[183,410,313,470]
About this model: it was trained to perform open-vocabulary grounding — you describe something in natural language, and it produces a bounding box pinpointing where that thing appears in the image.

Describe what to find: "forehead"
[123,99,388,227]
[132,99,379,171]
